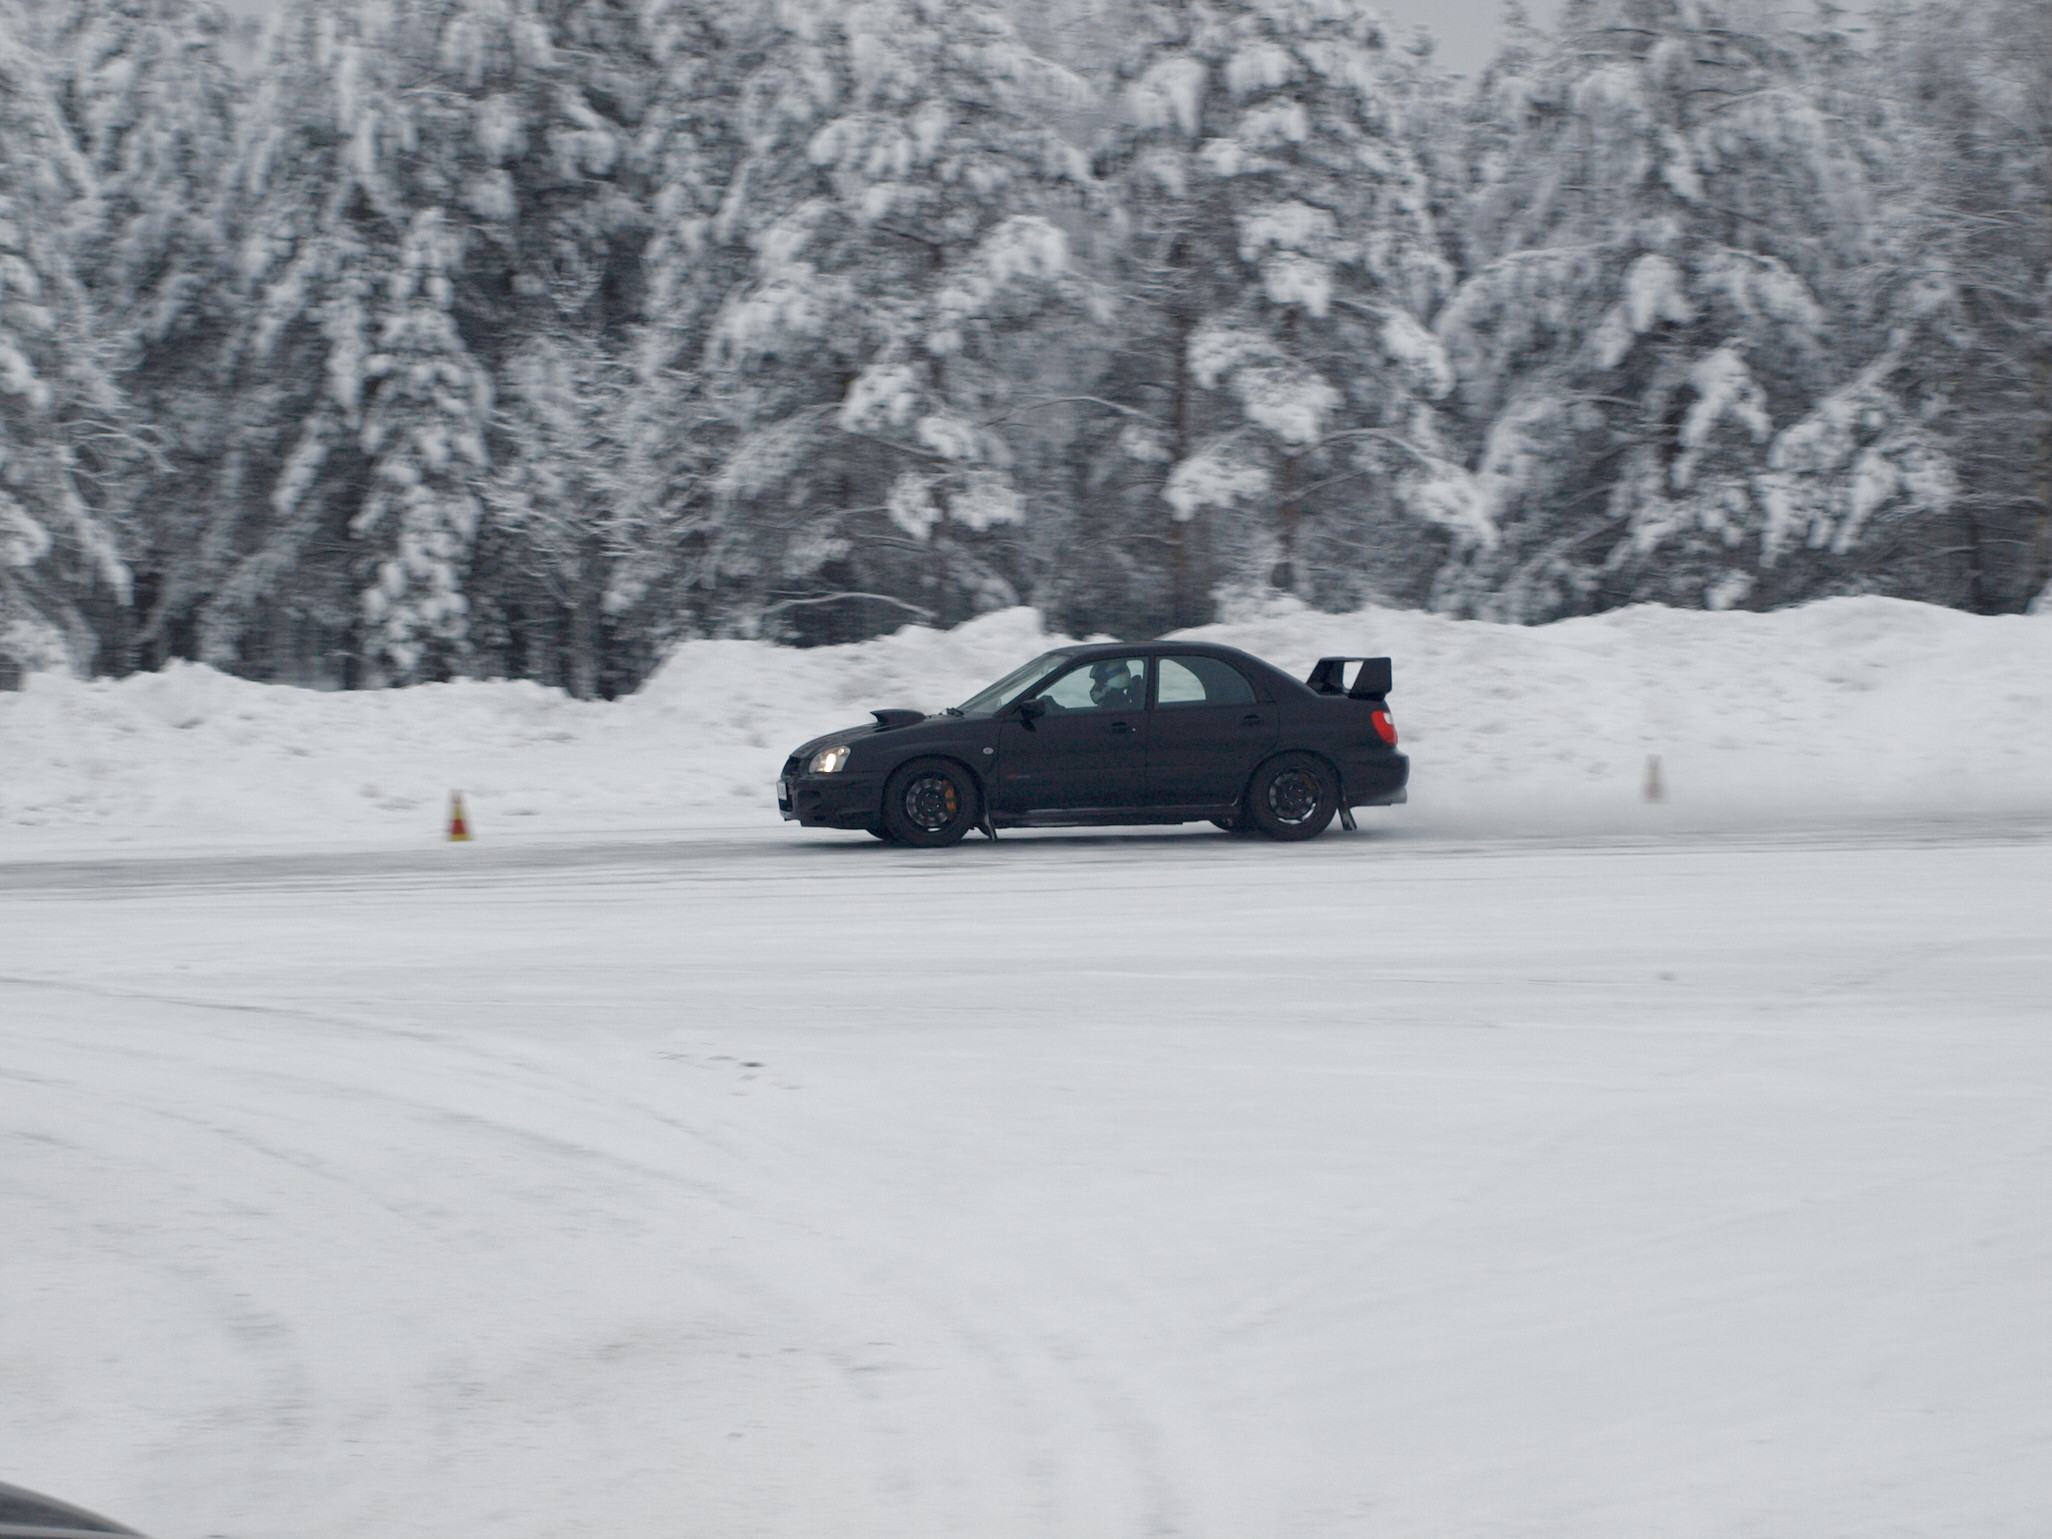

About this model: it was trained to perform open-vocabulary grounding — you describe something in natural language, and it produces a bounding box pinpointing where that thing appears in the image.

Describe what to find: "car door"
[1145,654,1277,807]
[991,656,1151,813]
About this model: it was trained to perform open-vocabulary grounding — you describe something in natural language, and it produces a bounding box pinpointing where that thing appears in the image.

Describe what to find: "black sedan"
[778,642,1408,846]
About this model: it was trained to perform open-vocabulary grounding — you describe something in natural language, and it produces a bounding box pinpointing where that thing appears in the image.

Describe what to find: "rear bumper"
[1341,752,1409,807]
[779,773,884,829]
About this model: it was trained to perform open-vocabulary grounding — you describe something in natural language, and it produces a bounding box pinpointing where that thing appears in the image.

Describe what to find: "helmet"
[1089,659,1139,708]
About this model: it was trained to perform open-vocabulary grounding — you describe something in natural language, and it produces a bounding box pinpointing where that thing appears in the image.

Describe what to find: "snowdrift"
[2,597,2046,854]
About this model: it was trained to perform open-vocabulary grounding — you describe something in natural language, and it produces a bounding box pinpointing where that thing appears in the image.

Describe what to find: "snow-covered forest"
[2,0,2047,693]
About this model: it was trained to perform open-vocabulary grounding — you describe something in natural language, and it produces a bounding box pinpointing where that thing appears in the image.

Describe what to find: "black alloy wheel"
[1244,752,1337,841]
[881,758,980,847]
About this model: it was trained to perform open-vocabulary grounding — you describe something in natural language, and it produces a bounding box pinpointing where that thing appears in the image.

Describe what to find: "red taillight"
[1370,708,1398,746]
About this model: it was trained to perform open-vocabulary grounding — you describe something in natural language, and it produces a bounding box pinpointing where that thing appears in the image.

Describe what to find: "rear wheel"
[1244,753,1337,841]
[880,758,979,848]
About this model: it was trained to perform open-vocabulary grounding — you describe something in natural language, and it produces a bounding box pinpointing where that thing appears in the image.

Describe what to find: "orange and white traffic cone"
[447,790,472,841]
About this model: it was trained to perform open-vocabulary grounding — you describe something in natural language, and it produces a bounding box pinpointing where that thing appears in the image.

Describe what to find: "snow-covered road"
[6,821,2050,1539]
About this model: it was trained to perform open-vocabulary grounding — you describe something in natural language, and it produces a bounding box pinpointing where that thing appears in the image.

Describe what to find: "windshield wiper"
[939,706,964,716]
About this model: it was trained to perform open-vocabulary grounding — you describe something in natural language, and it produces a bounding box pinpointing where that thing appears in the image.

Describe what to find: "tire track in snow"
[7,823,2049,1538]
[6,978,1190,1537]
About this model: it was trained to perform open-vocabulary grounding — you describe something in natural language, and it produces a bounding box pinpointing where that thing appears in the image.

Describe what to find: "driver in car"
[1089,659,1142,711]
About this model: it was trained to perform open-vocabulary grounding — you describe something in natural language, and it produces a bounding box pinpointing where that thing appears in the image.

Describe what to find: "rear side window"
[1157,655,1256,706]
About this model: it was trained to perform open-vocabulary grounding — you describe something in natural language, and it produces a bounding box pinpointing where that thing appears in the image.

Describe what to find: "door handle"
[1241,714,1264,726]
[1109,720,1134,733]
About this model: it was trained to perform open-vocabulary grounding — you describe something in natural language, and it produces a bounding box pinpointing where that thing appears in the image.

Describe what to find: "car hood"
[789,710,953,763]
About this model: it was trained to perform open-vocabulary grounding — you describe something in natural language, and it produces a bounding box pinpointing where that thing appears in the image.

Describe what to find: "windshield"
[955,651,1070,716]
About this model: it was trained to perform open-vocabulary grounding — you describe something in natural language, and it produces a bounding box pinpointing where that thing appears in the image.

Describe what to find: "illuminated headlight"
[809,745,852,774]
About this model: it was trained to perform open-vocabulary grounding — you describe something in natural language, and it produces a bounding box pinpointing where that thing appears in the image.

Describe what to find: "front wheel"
[1243,753,1337,841]
[880,758,980,848]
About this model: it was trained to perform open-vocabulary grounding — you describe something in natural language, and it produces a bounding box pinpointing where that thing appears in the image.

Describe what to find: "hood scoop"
[870,708,927,730]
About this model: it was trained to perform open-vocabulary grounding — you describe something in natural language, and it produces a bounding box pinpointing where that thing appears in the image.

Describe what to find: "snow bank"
[1183,596,2052,834]
[2,598,2046,854]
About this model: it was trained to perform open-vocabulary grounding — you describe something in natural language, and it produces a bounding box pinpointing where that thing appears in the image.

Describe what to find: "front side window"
[957,652,1069,716]
[1034,656,1149,713]
[1157,655,1256,707]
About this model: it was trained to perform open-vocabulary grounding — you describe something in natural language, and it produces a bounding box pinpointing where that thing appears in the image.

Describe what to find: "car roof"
[1040,641,1311,695]
[1048,640,1261,662]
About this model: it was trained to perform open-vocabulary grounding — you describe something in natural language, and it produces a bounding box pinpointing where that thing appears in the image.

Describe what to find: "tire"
[880,758,980,848]
[1243,753,1337,841]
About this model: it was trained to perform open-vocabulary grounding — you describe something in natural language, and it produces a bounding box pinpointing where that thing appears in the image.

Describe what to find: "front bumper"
[778,772,884,829]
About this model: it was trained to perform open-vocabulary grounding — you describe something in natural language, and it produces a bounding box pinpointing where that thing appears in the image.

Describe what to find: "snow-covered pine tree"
[394,0,660,688]
[693,0,1096,640]
[197,0,411,683]
[1082,0,1475,626]
[40,0,239,344]
[1435,0,1942,618]
[210,0,655,684]
[353,206,490,683]
[480,332,635,696]
[38,0,243,671]
[0,0,130,678]
[1872,0,2051,613]
[609,0,771,649]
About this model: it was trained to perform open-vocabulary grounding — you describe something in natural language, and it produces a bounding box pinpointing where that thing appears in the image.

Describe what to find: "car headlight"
[809,745,852,774]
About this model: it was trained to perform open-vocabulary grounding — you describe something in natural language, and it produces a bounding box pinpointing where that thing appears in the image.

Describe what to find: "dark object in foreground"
[0,1482,144,1538]
[779,643,1408,846]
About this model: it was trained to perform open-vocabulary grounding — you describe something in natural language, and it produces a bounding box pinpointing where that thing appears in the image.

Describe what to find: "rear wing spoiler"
[1305,656,1392,700]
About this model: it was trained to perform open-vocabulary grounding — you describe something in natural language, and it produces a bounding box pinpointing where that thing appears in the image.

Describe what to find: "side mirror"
[1015,697,1047,726]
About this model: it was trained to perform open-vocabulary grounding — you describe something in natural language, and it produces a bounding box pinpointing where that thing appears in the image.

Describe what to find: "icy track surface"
[5,820,2050,1539]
